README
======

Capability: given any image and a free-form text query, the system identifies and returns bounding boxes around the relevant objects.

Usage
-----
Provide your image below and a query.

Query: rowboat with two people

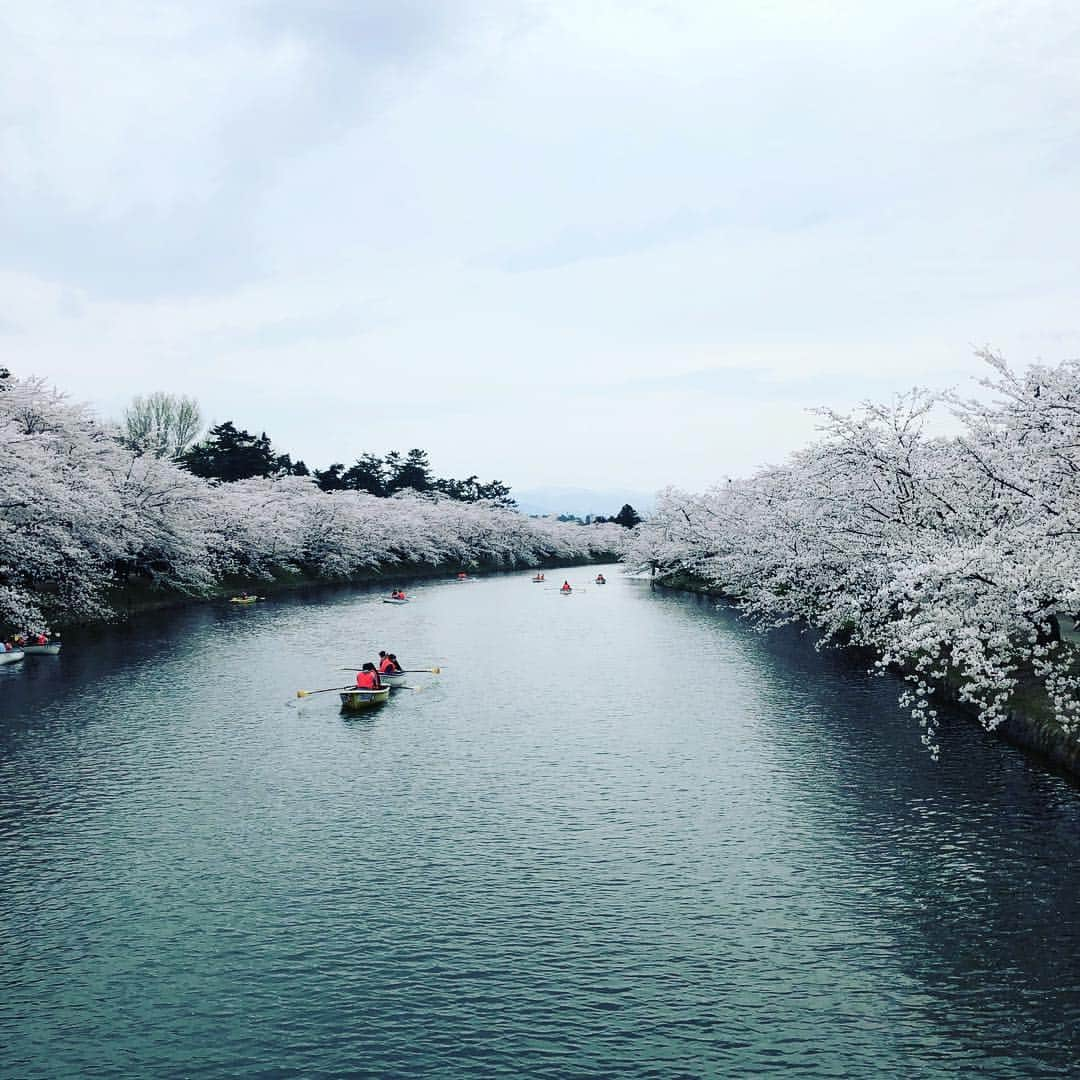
[13,633,61,655]
[532,573,545,582]
[384,590,409,604]
[595,573,606,585]
[377,651,407,689]
[339,657,443,694]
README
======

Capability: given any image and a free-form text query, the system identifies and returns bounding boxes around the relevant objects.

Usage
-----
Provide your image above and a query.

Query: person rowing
[355,662,382,690]
[560,580,572,593]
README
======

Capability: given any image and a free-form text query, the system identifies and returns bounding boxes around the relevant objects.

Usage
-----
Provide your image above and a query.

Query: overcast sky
[3,0,1079,491]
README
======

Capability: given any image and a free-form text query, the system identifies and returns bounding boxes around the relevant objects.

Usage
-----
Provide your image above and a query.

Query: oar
[340,666,442,674]
[296,685,350,698]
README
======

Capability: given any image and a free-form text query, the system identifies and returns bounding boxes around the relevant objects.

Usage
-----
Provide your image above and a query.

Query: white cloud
[3,0,1080,491]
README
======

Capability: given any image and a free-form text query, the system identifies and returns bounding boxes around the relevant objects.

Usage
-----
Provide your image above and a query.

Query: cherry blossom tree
[630,353,1080,755]
[1,374,625,633]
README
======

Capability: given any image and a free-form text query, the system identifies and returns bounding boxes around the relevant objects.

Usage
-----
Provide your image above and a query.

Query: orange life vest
[379,657,394,673]
[356,670,379,689]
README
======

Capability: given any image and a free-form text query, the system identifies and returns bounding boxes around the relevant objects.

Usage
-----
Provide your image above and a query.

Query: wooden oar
[296,685,350,698]
[340,666,442,674]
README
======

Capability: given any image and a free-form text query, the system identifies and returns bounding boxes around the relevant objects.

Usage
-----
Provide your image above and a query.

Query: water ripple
[2,571,1080,1077]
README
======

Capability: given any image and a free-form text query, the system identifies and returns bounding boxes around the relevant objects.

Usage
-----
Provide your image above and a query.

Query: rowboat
[340,686,391,711]
[0,650,25,665]
[378,670,409,689]
[229,595,260,604]
[559,587,572,594]
[595,577,606,585]
[383,597,409,604]
[532,576,545,582]
[20,643,61,655]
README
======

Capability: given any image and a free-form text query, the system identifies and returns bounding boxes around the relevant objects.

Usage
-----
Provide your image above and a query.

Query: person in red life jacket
[35,633,47,646]
[356,663,382,690]
[388,653,403,672]
[378,651,394,674]
[561,581,571,591]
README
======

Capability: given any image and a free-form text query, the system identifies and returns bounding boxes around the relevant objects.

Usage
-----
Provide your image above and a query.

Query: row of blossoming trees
[625,352,1080,757]
[0,376,625,633]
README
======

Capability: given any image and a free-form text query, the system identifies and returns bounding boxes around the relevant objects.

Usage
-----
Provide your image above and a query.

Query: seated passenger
[355,663,382,690]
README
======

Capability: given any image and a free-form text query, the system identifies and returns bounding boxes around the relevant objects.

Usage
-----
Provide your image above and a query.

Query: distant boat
[0,649,25,665]
[383,596,409,604]
[20,642,61,655]
[229,595,261,605]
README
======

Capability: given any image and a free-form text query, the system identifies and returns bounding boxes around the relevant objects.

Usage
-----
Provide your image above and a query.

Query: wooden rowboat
[20,643,61,655]
[0,650,25,665]
[340,686,391,711]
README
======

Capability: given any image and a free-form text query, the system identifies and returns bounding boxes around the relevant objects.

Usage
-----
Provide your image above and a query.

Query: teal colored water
[1,567,1078,1078]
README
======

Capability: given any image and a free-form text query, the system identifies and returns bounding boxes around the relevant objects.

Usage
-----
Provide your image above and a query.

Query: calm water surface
[1,567,1079,1078]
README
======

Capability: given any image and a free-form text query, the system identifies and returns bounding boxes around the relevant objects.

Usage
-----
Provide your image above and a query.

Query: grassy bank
[97,553,618,622]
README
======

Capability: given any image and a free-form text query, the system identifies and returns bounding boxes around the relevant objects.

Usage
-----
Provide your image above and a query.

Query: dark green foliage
[179,418,512,506]
[179,421,295,482]
[613,504,642,528]
[434,475,515,508]
[312,446,514,507]
[343,453,386,495]
[389,448,433,493]
[313,463,347,491]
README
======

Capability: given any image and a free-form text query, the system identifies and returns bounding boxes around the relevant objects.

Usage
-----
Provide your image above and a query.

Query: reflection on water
[2,568,1079,1078]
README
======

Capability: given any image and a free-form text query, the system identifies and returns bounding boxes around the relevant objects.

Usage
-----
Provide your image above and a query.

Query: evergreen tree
[388,448,432,493]
[342,453,386,496]
[180,422,283,482]
[613,503,642,528]
[314,463,347,491]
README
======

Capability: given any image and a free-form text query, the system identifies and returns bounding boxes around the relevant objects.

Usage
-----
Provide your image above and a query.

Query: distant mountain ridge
[513,486,656,519]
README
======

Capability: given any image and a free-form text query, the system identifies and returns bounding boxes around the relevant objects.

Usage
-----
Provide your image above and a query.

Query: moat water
[2,566,1078,1077]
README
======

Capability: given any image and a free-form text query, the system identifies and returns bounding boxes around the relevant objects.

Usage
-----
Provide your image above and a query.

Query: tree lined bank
[0,375,625,632]
[626,352,1080,764]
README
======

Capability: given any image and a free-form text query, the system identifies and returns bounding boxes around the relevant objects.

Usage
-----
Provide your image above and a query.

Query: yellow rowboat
[229,595,261,604]
[340,686,391,712]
